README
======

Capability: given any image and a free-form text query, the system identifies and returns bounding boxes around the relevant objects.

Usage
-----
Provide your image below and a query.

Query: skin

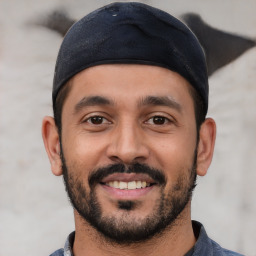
[42,64,216,256]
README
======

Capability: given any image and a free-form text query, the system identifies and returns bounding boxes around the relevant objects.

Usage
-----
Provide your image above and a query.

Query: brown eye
[88,116,105,125]
[146,115,170,125]
[145,116,169,125]
[152,116,167,125]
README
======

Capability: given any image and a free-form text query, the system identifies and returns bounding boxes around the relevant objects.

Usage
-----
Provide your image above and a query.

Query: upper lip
[101,173,156,184]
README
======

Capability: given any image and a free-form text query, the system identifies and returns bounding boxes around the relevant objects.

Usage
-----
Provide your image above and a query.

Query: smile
[100,173,158,198]
[105,181,151,190]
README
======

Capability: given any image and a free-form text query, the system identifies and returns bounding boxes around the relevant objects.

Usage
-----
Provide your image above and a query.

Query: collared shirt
[49,221,244,256]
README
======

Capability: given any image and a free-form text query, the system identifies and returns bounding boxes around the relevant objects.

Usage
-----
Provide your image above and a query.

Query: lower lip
[100,184,155,199]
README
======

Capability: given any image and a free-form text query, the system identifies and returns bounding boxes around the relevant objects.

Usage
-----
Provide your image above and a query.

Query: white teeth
[113,181,119,188]
[136,181,142,189]
[128,181,136,189]
[106,181,151,190]
[119,181,128,189]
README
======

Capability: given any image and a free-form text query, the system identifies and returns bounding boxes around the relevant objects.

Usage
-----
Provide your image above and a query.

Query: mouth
[99,173,158,199]
[102,180,154,190]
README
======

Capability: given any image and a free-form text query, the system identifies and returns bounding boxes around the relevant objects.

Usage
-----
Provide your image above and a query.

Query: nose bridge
[107,117,148,163]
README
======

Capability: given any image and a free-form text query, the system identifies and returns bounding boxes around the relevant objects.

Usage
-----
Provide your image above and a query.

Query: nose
[106,121,150,164]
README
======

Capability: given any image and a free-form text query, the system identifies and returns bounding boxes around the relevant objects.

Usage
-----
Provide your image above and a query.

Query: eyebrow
[74,95,182,114]
[138,96,182,112]
[74,96,114,114]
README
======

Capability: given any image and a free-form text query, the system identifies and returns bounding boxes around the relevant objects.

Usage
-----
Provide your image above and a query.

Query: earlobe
[196,118,216,176]
[42,116,63,176]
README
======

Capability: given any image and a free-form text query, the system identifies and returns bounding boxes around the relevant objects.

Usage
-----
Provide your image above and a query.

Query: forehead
[63,64,194,111]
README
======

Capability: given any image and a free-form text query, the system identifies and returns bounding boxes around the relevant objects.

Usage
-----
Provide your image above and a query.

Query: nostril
[109,155,123,163]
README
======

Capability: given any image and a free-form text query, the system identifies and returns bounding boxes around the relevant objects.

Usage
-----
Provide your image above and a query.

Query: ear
[42,116,63,176]
[196,118,216,176]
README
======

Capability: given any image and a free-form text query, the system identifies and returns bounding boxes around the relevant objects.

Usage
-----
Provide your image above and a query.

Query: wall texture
[0,0,255,255]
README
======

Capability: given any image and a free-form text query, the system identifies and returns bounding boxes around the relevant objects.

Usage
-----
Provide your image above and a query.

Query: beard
[61,147,197,245]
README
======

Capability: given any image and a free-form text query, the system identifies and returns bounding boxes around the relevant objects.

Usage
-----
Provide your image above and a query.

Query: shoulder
[49,248,64,256]
[48,231,75,256]
[192,221,244,256]
[210,239,244,256]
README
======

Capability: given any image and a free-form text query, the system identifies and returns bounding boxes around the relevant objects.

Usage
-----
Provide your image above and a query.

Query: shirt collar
[63,221,208,255]
[64,231,75,256]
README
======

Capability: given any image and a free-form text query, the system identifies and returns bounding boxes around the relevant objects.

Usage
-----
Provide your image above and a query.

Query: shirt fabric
[49,221,244,256]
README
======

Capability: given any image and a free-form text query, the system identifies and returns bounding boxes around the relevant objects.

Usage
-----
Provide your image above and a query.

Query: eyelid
[81,112,112,124]
[86,116,111,124]
[144,112,175,123]
[146,116,171,125]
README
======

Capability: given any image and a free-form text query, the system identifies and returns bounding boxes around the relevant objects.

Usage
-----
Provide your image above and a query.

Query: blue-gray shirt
[49,221,244,256]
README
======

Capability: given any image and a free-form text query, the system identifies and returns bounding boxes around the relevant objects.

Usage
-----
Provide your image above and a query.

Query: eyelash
[145,115,172,125]
[84,115,111,125]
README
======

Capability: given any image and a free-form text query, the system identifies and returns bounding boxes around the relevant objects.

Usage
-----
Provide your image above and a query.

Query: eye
[86,116,110,125]
[147,116,170,125]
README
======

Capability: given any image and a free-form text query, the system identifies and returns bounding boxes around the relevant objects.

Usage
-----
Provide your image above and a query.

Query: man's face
[60,64,198,243]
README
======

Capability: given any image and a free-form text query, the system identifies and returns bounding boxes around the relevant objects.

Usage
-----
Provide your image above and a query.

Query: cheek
[150,132,196,167]
[146,129,197,187]
[62,130,109,172]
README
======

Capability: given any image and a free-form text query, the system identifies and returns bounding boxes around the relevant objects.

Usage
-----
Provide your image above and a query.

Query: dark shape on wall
[38,10,76,36]
[181,13,256,75]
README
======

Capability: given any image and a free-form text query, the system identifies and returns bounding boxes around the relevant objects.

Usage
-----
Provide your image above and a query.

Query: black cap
[53,2,208,115]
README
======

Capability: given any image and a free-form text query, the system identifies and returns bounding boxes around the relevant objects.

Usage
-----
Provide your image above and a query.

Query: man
[42,2,242,256]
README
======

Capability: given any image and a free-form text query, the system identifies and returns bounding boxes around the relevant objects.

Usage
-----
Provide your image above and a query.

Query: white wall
[0,0,255,255]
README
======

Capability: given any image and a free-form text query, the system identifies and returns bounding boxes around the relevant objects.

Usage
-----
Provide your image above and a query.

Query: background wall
[0,0,255,255]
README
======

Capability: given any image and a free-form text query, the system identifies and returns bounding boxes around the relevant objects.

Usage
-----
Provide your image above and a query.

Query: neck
[72,204,196,256]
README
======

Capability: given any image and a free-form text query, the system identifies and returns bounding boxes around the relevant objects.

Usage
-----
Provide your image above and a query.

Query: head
[42,3,216,244]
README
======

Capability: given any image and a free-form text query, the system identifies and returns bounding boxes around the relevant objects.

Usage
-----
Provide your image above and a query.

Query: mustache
[88,163,166,187]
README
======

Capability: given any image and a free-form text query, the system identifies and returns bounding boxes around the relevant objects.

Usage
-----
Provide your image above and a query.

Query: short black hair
[53,80,71,135]
[187,84,206,137]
